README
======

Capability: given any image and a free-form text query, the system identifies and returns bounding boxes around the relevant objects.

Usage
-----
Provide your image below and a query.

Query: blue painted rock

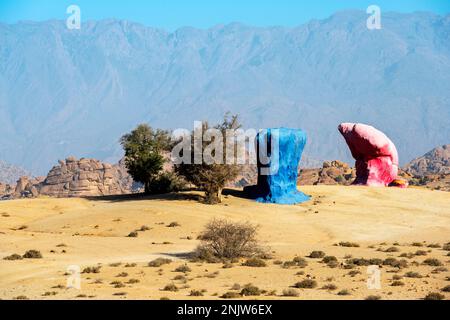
[244,128,310,205]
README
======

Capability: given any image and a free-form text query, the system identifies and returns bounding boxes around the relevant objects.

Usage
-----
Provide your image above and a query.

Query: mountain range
[1,10,449,174]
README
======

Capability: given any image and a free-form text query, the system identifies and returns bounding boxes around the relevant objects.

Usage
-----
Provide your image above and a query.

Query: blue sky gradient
[0,0,449,29]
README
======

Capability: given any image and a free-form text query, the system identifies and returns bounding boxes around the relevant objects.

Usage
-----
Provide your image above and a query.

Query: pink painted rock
[338,123,399,187]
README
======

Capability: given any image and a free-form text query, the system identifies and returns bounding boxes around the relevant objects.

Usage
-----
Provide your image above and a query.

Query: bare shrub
[294,279,317,289]
[242,258,267,267]
[308,251,326,259]
[195,219,263,261]
[148,258,172,267]
[424,292,445,300]
[221,292,241,299]
[240,284,262,296]
[423,258,443,266]
[3,253,23,261]
[162,283,178,292]
[23,250,42,259]
[282,288,299,297]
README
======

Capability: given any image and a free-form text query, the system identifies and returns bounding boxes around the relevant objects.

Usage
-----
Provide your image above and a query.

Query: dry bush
[221,292,242,299]
[338,242,360,248]
[116,272,128,277]
[337,289,351,296]
[3,253,23,261]
[240,284,262,296]
[148,258,172,267]
[365,295,381,300]
[384,247,400,253]
[23,250,42,259]
[189,290,204,297]
[391,280,405,286]
[424,292,445,300]
[404,271,422,278]
[282,288,300,297]
[195,219,263,261]
[162,283,179,292]
[127,231,138,238]
[443,243,450,251]
[423,258,443,266]
[294,279,317,289]
[167,222,180,228]
[321,284,338,290]
[242,258,267,267]
[308,251,326,259]
[174,264,191,273]
[441,285,450,292]
[82,266,101,274]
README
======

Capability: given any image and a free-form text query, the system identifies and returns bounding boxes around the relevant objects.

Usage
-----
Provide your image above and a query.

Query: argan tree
[120,124,171,194]
[175,114,241,204]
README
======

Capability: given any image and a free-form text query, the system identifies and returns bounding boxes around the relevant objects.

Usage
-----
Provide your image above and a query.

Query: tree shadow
[222,188,253,200]
[162,251,196,260]
[83,191,204,203]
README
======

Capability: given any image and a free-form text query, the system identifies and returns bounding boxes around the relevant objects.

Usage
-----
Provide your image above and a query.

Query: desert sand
[0,185,449,300]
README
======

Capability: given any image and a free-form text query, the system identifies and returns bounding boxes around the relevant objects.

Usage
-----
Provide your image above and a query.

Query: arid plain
[0,186,449,300]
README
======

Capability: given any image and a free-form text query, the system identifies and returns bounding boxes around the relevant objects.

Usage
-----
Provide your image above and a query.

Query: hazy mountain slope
[0,160,31,184]
[0,11,449,174]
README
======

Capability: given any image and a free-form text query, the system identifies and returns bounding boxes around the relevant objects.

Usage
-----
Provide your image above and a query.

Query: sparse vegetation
[365,295,381,300]
[174,265,192,273]
[424,292,445,300]
[240,284,262,296]
[3,253,23,260]
[221,292,241,299]
[167,222,180,228]
[282,288,300,297]
[321,284,337,291]
[82,266,101,274]
[404,271,422,278]
[337,289,351,296]
[162,283,179,292]
[441,285,450,292]
[308,251,326,259]
[242,257,267,267]
[338,241,360,248]
[423,258,443,266]
[189,290,204,296]
[148,258,172,267]
[391,280,405,286]
[384,246,400,253]
[127,231,138,238]
[294,279,317,289]
[23,250,42,259]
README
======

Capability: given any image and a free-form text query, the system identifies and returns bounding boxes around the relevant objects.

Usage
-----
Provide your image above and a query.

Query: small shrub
[440,285,450,292]
[411,242,424,247]
[423,258,443,266]
[139,225,150,231]
[282,288,299,297]
[337,289,351,296]
[404,271,422,278]
[443,243,450,251]
[231,283,241,290]
[126,279,140,284]
[148,258,172,267]
[13,295,29,300]
[82,266,101,274]
[308,251,326,259]
[113,292,127,296]
[110,281,125,288]
[3,254,23,261]
[127,231,138,238]
[240,284,262,296]
[195,219,262,260]
[221,292,241,299]
[174,265,191,273]
[242,257,266,267]
[383,258,408,268]
[348,270,361,277]
[365,295,381,300]
[109,262,122,267]
[392,275,403,280]
[427,243,441,248]
[321,284,337,290]
[322,256,338,264]
[424,292,445,300]
[391,281,405,286]
[167,222,180,228]
[125,263,137,268]
[294,279,317,289]
[116,272,128,277]
[384,247,400,253]
[23,250,42,259]
[189,290,204,296]
[162,283,178,292]
[338,242,360,248]
[414,250,427,256]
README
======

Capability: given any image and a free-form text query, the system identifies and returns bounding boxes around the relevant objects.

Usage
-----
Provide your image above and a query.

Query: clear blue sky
[1,0,449,30]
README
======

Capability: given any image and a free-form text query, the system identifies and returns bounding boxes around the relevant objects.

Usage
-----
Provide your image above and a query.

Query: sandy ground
[0,185,449,300]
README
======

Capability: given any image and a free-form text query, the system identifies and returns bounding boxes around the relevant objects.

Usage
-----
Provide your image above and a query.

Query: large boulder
[338,123,402,187]
[244,128,310,204]
[39,157,132,197]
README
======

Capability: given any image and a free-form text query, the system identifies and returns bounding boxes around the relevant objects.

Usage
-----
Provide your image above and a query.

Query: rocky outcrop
[299,160,356,186]
[404,144,450,176]
[37,157,130,197]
